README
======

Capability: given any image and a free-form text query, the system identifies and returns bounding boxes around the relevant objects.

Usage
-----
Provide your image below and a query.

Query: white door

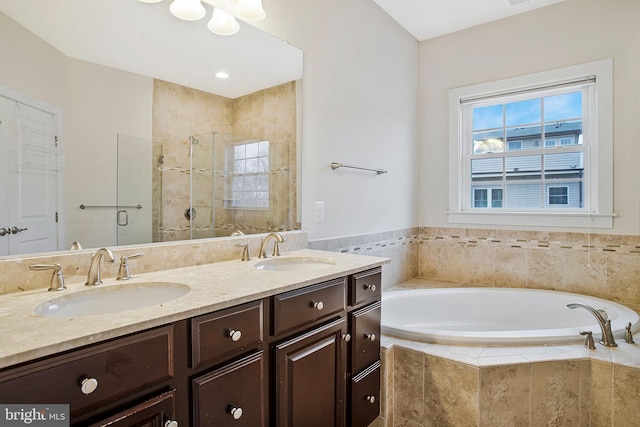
[0,91,61,256]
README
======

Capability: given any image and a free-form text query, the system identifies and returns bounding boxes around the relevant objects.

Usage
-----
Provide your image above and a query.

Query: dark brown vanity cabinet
[348,267,382,427]
[0,266,383,427]
[0,325,178,426]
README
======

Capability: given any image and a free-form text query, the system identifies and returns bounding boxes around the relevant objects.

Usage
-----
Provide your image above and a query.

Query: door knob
[0,228,9,237]
[10,226,27,234]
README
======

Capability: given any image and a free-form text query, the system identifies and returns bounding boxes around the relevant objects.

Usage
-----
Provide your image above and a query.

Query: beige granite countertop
[0,249,388,370]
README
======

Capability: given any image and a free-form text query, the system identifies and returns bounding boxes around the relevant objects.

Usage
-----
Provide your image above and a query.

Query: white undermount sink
[254,256,336,272]
[34,282,191,318]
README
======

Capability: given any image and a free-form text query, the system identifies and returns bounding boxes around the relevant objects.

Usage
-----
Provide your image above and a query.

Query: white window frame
[448,59,614,228]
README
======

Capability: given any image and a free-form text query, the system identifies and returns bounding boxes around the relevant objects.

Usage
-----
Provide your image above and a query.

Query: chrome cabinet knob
[10,226,27,234]
[365,333,376,342]
[80,377,99,395]
[365,395,376,404]
[312,301,324,311]
[228,329,242,342]
[0,228,9,237]
[364,283,376,292]
[342,333,351,342]
[228,405,243,420]
[164,421,178,427]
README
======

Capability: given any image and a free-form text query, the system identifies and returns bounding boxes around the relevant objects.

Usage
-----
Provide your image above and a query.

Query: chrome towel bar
[80,204,142,209]
[330,162,387,175]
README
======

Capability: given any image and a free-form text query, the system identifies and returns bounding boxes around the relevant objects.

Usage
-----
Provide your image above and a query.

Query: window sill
[447,211,615,229]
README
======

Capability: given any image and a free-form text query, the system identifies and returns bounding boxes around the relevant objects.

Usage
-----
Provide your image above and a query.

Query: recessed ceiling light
[216,71,230,79]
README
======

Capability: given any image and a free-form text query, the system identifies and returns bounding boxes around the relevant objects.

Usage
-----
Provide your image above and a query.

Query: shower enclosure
[154,131,290,241]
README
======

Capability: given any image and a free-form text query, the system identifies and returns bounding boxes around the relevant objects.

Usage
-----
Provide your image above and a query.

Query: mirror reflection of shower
[157,131,290,241]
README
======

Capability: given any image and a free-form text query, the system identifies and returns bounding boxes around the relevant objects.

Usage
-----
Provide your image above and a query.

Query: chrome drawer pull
[228,405,243,420]
[365,395,376,404]
[228,329,242,342]
[80,377,99,395]
[364,283,376,292]
[312,301,324,311]
[164,421,178,427]
[365,333,376,342]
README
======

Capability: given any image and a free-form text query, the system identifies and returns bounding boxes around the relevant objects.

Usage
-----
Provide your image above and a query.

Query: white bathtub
[381,287,640,345]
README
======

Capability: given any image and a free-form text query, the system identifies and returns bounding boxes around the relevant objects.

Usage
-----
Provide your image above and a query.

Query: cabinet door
[193,351,265,427]
[274,318,346,427]
[88,389,176,427]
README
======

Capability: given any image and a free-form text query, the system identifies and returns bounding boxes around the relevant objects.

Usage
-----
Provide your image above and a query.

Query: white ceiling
[0,0,303,99]
[371,0,566,41]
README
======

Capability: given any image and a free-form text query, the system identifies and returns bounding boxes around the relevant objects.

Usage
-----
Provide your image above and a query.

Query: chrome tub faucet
[567,302,617,347]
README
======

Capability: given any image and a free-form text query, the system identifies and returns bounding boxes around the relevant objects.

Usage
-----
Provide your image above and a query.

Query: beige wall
[419,0,640,235]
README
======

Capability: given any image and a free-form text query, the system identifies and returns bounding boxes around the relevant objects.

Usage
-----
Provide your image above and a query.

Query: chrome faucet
[85,247,116,286]
[258,232,284,258]
[567,302,617,347]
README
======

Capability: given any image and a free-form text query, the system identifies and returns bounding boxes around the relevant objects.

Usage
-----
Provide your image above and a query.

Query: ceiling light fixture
[138,0,266,36]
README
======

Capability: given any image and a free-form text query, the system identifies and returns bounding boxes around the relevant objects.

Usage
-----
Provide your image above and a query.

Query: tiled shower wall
[152,79,298,241]
[418,227,640,312]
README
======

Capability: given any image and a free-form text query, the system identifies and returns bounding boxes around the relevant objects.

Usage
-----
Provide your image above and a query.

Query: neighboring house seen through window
[448,59,614,228]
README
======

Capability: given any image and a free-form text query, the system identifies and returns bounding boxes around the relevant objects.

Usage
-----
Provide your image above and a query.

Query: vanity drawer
[0,325,174,418]
[349,268,381,307]
[192,351,265,426]
[349,301,381,374]
[191,300,263,369]
[273,277,346,336]
[350,361,381,427]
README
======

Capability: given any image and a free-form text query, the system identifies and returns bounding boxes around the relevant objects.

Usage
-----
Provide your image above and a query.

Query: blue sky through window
[473,90,582,131]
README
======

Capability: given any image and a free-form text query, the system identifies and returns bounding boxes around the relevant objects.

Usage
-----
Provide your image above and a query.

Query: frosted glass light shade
[234,0,266,21]
[207,8,240,35]
[169,0,206,21]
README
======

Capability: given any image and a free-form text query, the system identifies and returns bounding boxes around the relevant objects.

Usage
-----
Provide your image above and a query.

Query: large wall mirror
[0,0,303,257]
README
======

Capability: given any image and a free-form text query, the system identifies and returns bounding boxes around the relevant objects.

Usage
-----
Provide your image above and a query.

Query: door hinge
[54,135,59,147]
[55,212,58,223]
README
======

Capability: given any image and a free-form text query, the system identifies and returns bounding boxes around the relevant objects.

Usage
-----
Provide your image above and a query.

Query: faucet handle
[235,243,251,261]
[272,240,281,257]
[580,331,596,350]
[117,253,144,280]
[623,322,635,344]
[29,263,66,291]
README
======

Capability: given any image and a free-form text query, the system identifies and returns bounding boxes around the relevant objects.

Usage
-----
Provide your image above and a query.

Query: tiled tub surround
[419,227,640,313]
[309,227,419,292]
[374,280,640,427]
[0,244,388,369]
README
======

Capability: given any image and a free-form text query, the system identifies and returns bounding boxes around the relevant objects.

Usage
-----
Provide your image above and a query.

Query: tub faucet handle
[623,322,635,344]
[580,331,596,350]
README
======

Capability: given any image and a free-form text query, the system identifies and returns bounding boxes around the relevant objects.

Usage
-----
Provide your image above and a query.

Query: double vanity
[0,248,386,426]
